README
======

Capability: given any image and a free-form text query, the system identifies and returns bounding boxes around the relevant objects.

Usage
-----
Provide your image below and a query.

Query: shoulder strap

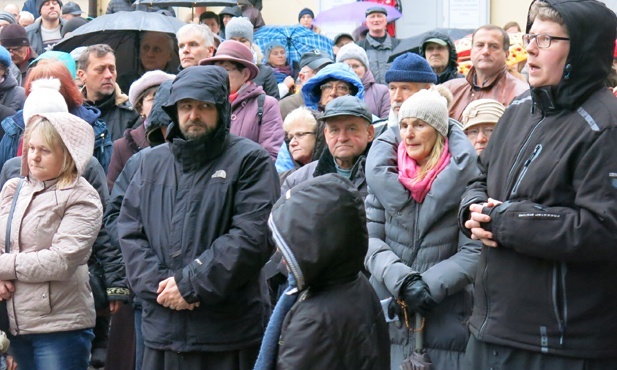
[5,178,25,253]
[257,94,266,126]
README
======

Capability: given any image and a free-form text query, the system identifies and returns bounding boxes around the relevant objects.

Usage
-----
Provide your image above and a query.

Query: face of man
[222,15,232,27]
[464,123,495,155]
[6,45,29,65]
[319,79,352,107]
[202,17,220,34]
[299,14,313,28]
[365,12,387,37]
[424,42,449,75]
[140,32,174,72]
[388,82,430,116]
[298,66,315,86]
[177,98,219,140]
[471,28,508,78]
[40,0,61,23]
[78,52,117,102]
[525,18,570,88]
[324,116,375,169]
[178,30,213,68]
[333,36,353,56]
[61,13,78,20]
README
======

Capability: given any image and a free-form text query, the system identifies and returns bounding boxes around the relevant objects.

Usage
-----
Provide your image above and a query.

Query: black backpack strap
[257,94,266,126]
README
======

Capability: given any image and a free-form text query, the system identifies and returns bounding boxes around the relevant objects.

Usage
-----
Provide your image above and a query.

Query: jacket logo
[610,172,617,189]
[212,170,226,179]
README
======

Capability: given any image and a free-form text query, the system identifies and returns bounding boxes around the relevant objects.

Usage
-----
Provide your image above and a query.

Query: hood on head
[268,174,367,291]
[419,31,459,72]
[21,112,94,179]
[527,0,617,111]
[147,79,173,144]
[162,65,231,140]
[302,62,365,110]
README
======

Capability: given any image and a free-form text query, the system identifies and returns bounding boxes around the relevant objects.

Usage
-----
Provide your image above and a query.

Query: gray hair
[77,44,115,71]
[140,31,175,54]
[283,106,317,133]
[176,24,215,48]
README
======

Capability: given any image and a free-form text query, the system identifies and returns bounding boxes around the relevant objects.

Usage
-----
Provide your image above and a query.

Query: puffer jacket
[270,174,390,370]
[457,0,617,359]
[362,69,390,119]
[230,82,284,161]
[419,31,464,84]
[365,123,481,369]
[356,34,400,85]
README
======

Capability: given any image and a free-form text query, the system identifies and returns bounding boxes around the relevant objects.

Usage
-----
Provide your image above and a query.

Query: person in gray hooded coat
[364,87,480,370]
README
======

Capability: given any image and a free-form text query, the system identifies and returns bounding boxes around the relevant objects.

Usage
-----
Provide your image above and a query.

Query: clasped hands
[156,277,199,311]
[464,198,502,248]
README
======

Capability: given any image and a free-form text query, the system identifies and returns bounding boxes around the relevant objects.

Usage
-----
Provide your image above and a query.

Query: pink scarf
[397,139,451,203]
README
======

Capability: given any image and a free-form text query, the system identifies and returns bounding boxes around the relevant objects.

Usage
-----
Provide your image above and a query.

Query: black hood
[268,174,367,292]
[527,0,617,112]
[419,31,459,73]
[146,79,173,145]
[162,65,231,141]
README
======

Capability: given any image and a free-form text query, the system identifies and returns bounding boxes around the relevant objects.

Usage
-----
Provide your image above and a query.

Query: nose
[525,37,538,55]
[476,131,488,143]
[188,107,200,121]
[402,127,415,140]
[392,88,403,102]
[102,67,113,79]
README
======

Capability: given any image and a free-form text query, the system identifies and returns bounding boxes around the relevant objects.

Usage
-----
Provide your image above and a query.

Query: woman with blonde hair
[364,87,480,369]
[0,112,102,369]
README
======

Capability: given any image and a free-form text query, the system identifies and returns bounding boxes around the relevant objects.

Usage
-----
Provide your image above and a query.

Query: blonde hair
[283,106,317,133]
[24,117,77,189]
[529,1,565,26]
[416,129,446,182]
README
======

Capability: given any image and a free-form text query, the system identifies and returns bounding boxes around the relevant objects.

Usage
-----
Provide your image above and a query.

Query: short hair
[472,25,510,52]
[503,21,521,32]
[140,31,175,54]
[77,44,115,71]
[528,1,565,27]
[24,117,77,189]
[199,11,219,26]
[19,10,34,22]
[283,106,317,133]
[134,85,158,115]
[25,59,83,110]
[176,24,214,48]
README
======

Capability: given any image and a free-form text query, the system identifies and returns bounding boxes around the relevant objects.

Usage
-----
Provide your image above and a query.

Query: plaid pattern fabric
[254,25,334,66]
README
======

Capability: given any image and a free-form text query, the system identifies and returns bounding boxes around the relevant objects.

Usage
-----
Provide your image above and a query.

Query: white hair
[176,24,215,48]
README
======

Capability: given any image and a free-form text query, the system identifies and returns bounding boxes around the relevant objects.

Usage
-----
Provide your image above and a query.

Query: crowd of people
[0,0,614,369]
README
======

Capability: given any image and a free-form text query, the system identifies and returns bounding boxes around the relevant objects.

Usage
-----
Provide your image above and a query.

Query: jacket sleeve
[0,185,103,282]
[258,97,285,161]
[257,65,280,100]
[484,129,617,263]
[173,149,280,305]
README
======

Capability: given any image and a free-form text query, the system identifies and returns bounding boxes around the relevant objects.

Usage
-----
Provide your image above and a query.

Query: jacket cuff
[458,194,488,238]
[174,266,199,304]
[107,287,130,303]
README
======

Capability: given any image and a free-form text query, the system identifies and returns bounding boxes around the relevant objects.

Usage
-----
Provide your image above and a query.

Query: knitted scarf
[397,139,451,203]
[270,64,292,84]
[253,274,299,370]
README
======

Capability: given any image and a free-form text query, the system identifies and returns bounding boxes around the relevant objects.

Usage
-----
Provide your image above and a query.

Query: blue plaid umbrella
[254,25,334,66]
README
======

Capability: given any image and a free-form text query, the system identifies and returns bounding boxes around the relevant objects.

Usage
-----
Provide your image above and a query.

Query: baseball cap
[321,95,372,124]
[423,38,448,47]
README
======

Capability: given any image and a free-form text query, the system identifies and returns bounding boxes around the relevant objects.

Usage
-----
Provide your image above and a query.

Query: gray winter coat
[364,123,481,370]
[25,18,66,55]
[356,34,400,85]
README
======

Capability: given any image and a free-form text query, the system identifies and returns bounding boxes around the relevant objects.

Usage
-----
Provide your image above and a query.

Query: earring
[564,64,572,80]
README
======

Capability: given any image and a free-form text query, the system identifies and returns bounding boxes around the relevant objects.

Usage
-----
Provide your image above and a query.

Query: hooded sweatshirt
[419,31,464,84]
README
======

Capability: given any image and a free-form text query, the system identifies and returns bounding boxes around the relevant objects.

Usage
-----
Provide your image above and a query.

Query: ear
[207,45,215,58]
[241,67,251,82]
[77,69,86,84]
[367,123,375,142]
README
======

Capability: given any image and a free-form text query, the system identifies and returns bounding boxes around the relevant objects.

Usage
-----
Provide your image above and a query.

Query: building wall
[491,0,529,32]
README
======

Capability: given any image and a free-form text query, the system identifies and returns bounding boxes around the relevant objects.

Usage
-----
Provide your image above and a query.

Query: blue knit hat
[385,52,437,84]
[264,40,285,59]
[0,46,11,68]
[298,8,314,22]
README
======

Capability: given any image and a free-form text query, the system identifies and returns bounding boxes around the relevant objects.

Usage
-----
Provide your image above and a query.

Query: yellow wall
[491,0,529,31]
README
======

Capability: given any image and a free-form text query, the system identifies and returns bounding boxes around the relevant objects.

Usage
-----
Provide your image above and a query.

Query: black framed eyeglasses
[522,33,570,49]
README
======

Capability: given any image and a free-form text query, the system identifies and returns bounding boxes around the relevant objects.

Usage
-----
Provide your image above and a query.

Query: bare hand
[5,355,17,370]
[156,277,199,311]
[465,202,498,248]
[284,76,294,89]
[109,300,123,315]
[0,281,15,300]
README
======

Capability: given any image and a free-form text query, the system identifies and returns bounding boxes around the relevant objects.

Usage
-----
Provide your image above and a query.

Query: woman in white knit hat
[364,87,481,369]
[0,111,102,369]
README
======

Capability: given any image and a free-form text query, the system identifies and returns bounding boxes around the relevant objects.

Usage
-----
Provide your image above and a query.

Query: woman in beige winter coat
[0,112,103,370]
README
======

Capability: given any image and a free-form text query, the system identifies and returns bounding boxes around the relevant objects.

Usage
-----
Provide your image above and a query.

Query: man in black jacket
[117,65,279,370]
[459,0,617,368]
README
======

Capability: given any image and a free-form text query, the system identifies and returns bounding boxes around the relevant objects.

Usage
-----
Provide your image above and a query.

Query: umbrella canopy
[134,0,237,7]
[313,2,401,25]
[254,25,334,67]
[388,28,475,62]
[54,11,184,79]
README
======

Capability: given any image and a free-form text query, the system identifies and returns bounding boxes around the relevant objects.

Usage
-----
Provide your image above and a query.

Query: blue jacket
[301,62,364,110]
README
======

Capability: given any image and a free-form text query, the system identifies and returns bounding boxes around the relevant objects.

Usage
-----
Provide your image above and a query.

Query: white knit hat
[398,89,449,137]
[128,70,176,108]
[336,42,369,69]
[22,78,68,125]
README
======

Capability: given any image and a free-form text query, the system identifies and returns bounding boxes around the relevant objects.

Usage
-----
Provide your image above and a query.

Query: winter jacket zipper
[505,118,545,193]
[551,262,568,347]
[477,247,490,340]
[511,144,543,196]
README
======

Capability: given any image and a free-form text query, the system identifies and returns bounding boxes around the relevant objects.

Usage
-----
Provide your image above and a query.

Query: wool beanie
[36,0,63,13]
[0,46,11,68]
[22,78,68,125]
[298,8,314,21]
[0,11,15,25]
[398,89,449,137]
[0,24,29,48]
[385,52,437,84]
[336,42,369,69]
[264,40,285,59]
[129,70,176,107]
[225,16,253,43]
[461,98,505,131]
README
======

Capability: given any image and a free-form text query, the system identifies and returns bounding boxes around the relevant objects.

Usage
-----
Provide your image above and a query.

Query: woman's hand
[0,281,14,300]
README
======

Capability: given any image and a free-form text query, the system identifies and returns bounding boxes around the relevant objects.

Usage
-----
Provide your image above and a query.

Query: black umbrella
[400,314,432,370]
[388,28,475,62]
[134,0,237,7]
[54,11,185,77]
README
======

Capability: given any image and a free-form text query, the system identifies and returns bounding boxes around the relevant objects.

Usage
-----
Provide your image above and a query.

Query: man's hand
[5,355,17,370]
[109,300,123,315]
[156,277,199,311]
[0,281,15,301]
[464,198,503,248]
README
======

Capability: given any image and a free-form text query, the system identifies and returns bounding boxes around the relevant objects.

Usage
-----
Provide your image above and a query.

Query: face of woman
[27,129,65,182]
[399,117,438,166]
[287,121,316,165]
[268,46,286,67]
[214,60,249,93]
[525,18,570,88]
[343,58,367,79]
[140,91,156,118]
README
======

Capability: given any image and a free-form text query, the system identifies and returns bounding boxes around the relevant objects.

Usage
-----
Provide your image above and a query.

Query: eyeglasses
[285,131,315,143]
[320,83,350,95]
[522,33,570,49]
[465,127,494,139]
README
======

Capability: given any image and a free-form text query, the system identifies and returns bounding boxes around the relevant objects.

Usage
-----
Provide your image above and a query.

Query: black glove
[400,274,437,316]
